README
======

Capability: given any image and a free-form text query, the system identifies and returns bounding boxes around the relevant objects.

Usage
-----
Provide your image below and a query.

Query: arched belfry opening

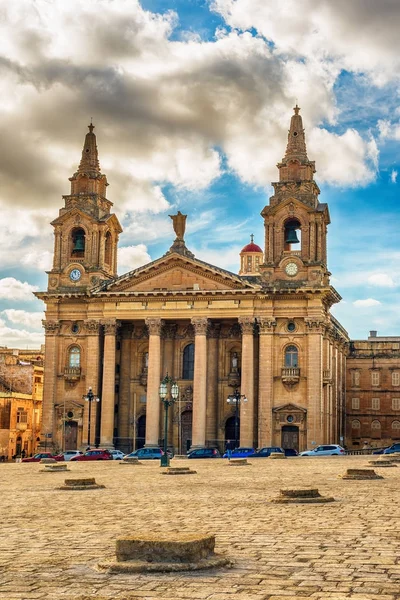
[104,231,112,266]
[71,227,85,257]
[284,218,301,251]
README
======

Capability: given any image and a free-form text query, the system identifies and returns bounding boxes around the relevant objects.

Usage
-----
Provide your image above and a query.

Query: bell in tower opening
[72,227,85,255]
[284,220,300,247]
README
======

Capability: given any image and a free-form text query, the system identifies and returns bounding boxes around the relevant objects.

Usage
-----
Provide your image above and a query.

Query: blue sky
[0,0,399,347]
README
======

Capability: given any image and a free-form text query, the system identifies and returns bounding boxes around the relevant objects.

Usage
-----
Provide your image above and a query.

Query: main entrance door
[281,425,299,451]
[65,421,78,450]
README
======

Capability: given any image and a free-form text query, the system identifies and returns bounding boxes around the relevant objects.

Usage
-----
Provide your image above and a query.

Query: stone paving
[1,455,400,600]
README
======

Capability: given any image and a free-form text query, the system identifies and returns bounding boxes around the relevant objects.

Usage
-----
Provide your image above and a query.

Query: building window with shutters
[351,398,360,410]
[16,408,28,424]
[392,372,400,387]
[392,398,400,410]
[391,420,400,435]
[351,420,361,437]
[284,345,298,368]
[371,420,381,437]
[351,371,360,387]
[371,398,380,410]
[371,371,380,387]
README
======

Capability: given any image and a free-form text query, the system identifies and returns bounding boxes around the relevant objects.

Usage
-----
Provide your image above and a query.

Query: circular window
[67,411,74,419]
[287,415,294,423]
[287,322,296,332]
[71,323,80,334]
[293,131,298,137]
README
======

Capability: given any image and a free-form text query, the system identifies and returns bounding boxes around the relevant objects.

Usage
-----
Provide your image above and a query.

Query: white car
[110,449,126,460]
[57,450,83,461]
[300,444,345,456]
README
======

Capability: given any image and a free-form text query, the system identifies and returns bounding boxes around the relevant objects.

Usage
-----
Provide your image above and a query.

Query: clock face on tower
[285,262,298,277]
[69,268,82,282]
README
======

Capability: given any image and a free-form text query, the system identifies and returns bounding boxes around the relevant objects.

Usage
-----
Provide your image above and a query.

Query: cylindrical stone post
[100,320,118,448]
[145,318,163,447]
[83,320,101,446]
[41,320,61,448]
[258,318,276,448]
[191,317,208,448]
[239,317,255,448]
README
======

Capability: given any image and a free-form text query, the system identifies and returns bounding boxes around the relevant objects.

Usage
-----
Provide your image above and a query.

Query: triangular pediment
[51,208,122,232]
[272,403,307,414]
[93,252,260,295]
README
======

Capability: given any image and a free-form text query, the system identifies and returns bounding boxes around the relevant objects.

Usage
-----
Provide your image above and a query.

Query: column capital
[191,317,208,335]
[103,319,120,336]
[145,317,164,336]
[238,317,255,335]
[42,319,61,335]
[83,320,101,335]
[257,317,277,334]
[305,319,326,333]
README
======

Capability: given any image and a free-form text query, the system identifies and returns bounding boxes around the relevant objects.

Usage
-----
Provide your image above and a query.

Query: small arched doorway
[281,425,299,452]
[181,411,192,453]
[65,421,78,450]
[225,415,240,450]
[137,415,146,449]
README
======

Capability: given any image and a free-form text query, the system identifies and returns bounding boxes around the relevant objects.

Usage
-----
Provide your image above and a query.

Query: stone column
[41,320,61,447]
[118,324,133,452]
[258,318,276,447]
[162,324,177,445]
[83,320,101,446]
[100,320,118,448]
[145,318,163,447]
[238,317,255,447]
[52,227,62,269]
[306,319,324,447]
[206,323,220,445]
[191,317,208,448]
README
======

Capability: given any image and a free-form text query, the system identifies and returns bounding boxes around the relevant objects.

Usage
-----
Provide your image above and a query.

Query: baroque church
[37,107,350,454]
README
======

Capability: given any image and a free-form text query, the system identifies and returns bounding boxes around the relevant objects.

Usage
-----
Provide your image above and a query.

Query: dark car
[251,447,284,458]
[284,448,298,457]
[187,448,221,459]
[125,448,164,460]
[222,447,255,458]
[70,449,113,461]
[21,452,58,463]
[383,443,400,454]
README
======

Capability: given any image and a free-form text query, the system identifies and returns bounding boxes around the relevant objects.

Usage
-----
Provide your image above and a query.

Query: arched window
[371,420,381,438]
[391,420,400,430]
[371,420,381,429]
[284,218,301,251]
[71,227,85,257]
[351,419,361,429]
[285,345,298,368]
[182,343,194,380]
[104,231,112,266]
[68,346,81,368]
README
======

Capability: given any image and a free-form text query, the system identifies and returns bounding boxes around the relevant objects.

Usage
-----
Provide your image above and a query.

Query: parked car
[251,447,284,458]
[110,449,126,460]
[187,448,221,459]
[21,452,58,463]
[300,444,345,456]
[223,447,255,458]
[70,449,113,461]
[54,450,83,461]
[124,448,164,460]
[372,448,387,454]
[284,448,298,457]
[383,443,400,454]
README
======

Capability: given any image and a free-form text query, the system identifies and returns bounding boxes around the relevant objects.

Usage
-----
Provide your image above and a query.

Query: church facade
[36,108,350,454]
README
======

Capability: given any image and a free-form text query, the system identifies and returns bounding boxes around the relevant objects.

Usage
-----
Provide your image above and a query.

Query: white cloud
[118,244,152,275]
[378,119,400,140]
[0,278,38,301]
[0,317,44,348]
[1,309,44,329]
[367,274,395,288]
[353,298,381,307]
[391,169,398,184]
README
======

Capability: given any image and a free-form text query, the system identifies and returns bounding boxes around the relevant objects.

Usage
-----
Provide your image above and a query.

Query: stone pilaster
[190,317,208,448]
[118,324,133,452]
[258,318,276,447]
[41,320,61,446]
[52,227,62,269]
[83,320,101,446]
[238,317,255,447]
[100,320,118,448]
[145,318,163,447]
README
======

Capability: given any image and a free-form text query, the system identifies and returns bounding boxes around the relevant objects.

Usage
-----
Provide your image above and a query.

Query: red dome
[241,242,262,253]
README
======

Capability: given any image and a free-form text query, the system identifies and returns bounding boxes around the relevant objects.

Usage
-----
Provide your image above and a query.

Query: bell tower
[47,123,122,291]
[261,105,330,287]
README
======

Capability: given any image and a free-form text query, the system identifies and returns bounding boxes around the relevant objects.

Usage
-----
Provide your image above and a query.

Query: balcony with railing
[281,367,300,386]
[64,367,81,381]
[323,369,332,384]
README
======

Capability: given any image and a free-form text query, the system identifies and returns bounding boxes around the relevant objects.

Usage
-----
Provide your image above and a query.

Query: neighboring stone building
[36,107,349,454]
[346,331,400,449]
[0,347,44,459]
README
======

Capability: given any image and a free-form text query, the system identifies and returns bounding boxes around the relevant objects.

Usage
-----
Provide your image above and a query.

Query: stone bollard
[172,455,188,460]
[385,455,400,463]
[367,459,397,467]
[57,477,105,490]
[269,452,286,459]
[271,488,335,504]
[40,463,70,473]
[340,468,383,480]
[98,533,231,572]
[228,458,249,466]
[40,458,57,464]
[162,467,197,475]
[120,457,142,465]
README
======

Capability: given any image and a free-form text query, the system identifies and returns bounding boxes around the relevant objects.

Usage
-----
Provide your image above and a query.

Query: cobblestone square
[1,455,399,600]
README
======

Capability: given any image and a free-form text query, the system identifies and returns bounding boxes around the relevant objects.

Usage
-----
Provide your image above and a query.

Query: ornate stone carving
[238,317,255,335]
[121,324,134,339]
[83,320,101,335]
[145,318,164,336]
[220,323,241,339]
[257,318,277,334]
[42,320,61,335]
[207,322,221,339]
[162,323,177,339]
[103,320,120,336]
[133,326,149,340]
[305,319,326,333]
[175,324,194,339]
[191,317,208,336]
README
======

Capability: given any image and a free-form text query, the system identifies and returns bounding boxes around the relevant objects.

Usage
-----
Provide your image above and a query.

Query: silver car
[300,444,345,456]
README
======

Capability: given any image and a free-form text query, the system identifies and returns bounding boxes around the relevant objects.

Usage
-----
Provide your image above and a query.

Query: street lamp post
[159,374,179,467]
[82,387,100,448]
[226,389,247,449]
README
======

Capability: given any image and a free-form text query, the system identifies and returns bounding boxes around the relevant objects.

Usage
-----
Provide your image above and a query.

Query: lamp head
[171,383,179,399]
[159,381,168,399]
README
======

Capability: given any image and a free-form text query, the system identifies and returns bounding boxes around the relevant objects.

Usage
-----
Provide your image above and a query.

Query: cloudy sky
[0,0,399,347]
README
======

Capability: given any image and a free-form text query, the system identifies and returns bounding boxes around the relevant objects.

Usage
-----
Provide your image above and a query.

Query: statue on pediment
[169,211,187,241]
